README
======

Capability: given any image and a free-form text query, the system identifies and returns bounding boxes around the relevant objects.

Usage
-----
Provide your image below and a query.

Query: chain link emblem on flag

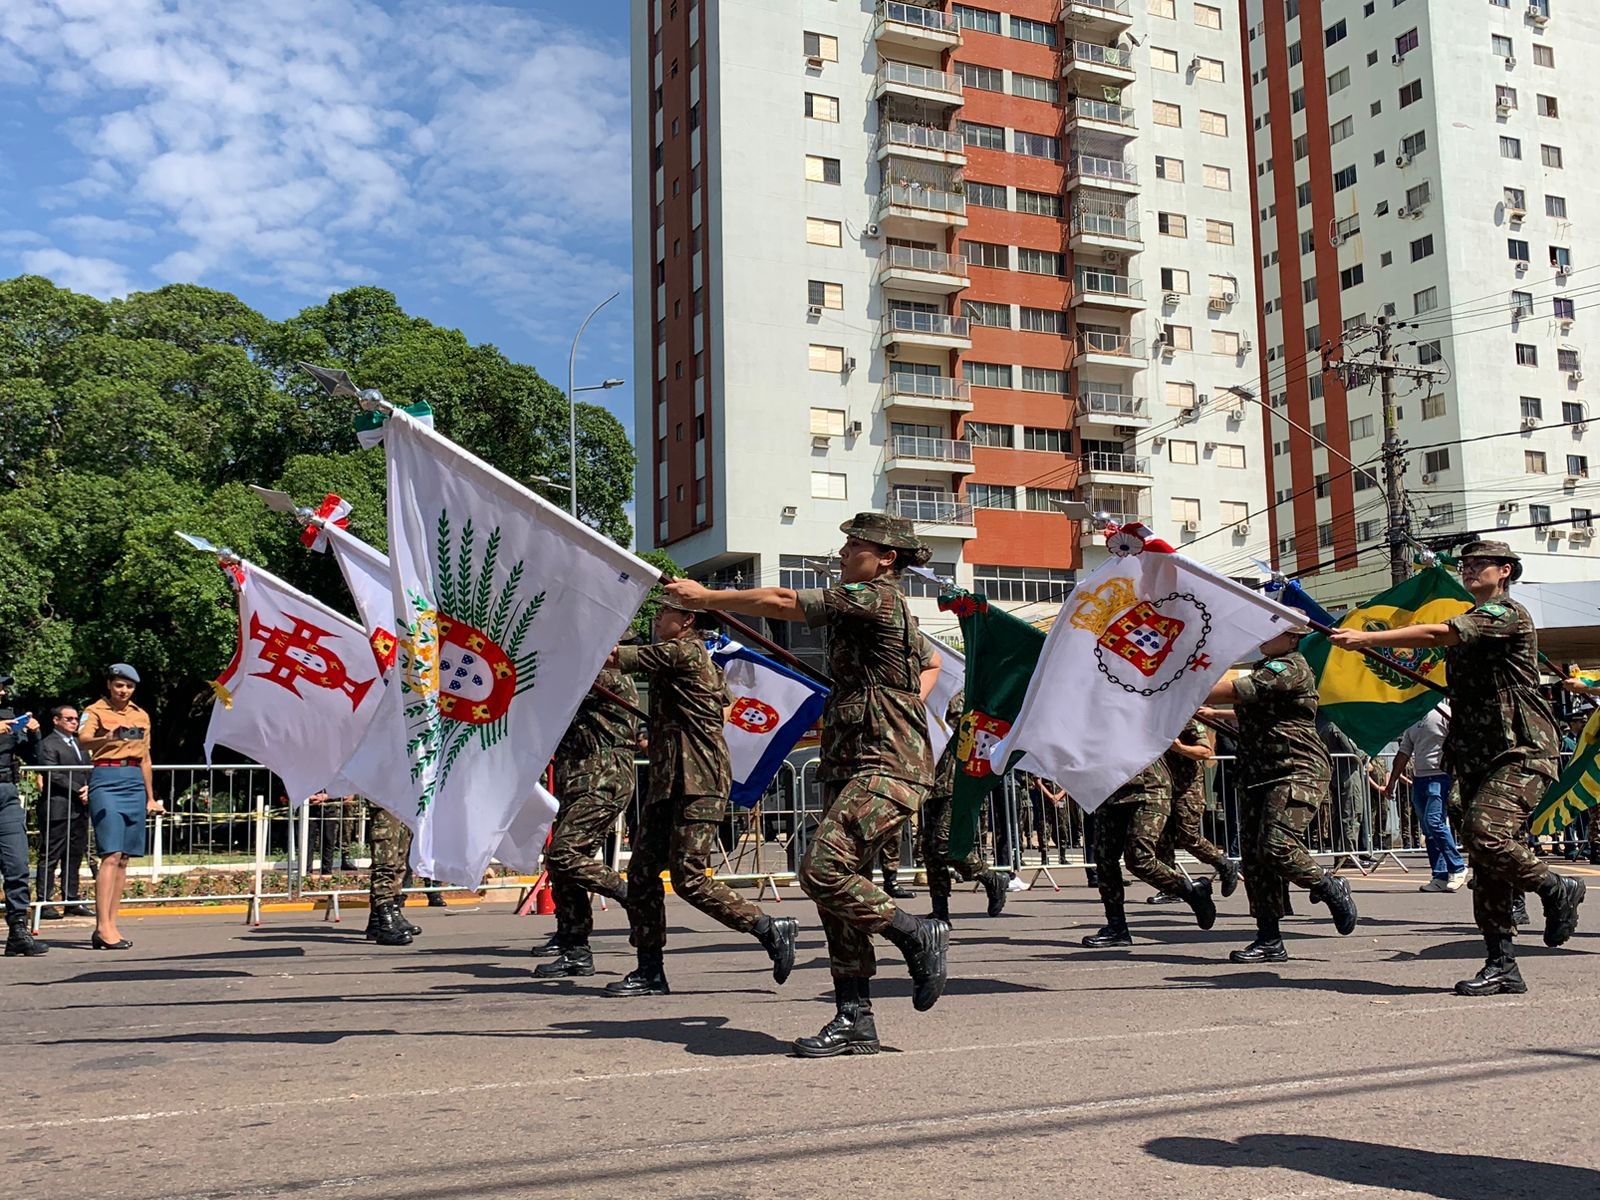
[1070,578,1212,696]
[728,696,781,735]
[249,612,375,710]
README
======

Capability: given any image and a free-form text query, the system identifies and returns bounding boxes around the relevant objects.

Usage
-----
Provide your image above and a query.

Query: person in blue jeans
[1384,704,1465,891]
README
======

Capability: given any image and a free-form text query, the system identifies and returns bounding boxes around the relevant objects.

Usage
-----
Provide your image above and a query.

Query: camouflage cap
[839,510,922,551]
[1458,539,1519,563]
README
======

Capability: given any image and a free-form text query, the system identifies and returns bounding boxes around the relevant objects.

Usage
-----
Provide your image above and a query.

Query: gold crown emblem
[1069,577,1138,637]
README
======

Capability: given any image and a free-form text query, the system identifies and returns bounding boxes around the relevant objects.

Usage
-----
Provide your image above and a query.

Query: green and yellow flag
[1298,566,1473,754]
[1531,670,1600,836]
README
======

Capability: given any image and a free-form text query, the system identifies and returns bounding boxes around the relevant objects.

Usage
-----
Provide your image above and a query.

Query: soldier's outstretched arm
[661,578,805,622]
[1331,623,1457,652]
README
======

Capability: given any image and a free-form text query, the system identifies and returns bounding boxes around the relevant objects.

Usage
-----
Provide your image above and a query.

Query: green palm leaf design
[434,513,455,615]
[455,518,476,617]
[473,528,500,627]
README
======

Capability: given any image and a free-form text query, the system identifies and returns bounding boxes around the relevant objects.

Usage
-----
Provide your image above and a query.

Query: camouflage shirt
[553,668,640,794]
[1444,595,1559,781]
[1163,718,1212,805]
[1105,756,1172,808]
[799,578,935,785]
[613,637,732,799]
[1231,652,1331,789]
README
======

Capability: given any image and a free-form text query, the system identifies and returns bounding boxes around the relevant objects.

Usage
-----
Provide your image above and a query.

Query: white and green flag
[340,412,658,886]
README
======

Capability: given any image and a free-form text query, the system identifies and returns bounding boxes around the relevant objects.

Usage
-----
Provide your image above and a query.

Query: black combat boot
[1455,932,1527,996]
[424,880,448,908]
[1280,880,1295,917]
[1216,857,1241,898]
[604,951,671,997]
[368,903,421,940]
[5,920,48,957]
[1146,891,1181,904]
[880,868,914,900]
[1085,866,1099,889]
[1180,877,1217,931]
[981,870,1008,917]
[533,943,595,978]
[529,932,568,958]
[1510,891,1529,926]
[1537,873,1586,947]
[929,892,951,923]
[369,903,414,947]
[1083,897,1133,947]
[1230,910,1286,963]
[1310,870,1358,935]
[754,915,799,985]
[793,976,880,1057]
[882,908,949,1011]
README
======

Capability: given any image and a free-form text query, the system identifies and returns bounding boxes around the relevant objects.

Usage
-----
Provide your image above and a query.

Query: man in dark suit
[34,704,91,919]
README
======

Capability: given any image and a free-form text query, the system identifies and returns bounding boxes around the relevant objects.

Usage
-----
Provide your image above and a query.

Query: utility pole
[1376,315,1408,586]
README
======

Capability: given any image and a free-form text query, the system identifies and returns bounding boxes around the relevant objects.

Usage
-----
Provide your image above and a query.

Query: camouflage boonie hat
[839,511,921,551]
[1458,539,1519,563]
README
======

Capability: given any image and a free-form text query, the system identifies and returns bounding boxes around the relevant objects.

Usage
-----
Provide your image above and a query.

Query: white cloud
[18,246,132,296]
[51,214,151,243]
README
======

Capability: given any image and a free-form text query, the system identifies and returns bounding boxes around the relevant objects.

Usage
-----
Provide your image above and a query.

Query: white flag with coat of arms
[710,638,829,806]
[993,549,1304,812]
[338,413,659,886]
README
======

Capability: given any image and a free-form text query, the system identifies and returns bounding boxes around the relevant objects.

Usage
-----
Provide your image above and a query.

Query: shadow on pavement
[540,1015,791,1057]
[1161,971,1440,997]
[1142,1133,1600,1200]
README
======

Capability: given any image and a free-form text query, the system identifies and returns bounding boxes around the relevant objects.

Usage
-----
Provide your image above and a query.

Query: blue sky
[0,0,637,432]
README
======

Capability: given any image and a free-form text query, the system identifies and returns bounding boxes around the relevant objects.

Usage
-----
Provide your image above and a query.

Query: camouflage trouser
[872,835,902,876]
[369,807,412,906]
[919,786,995,900]
[1239,779,1327,922]
[546,778,632,944]
[626,792,764,955]
[1095,794,1186,913]
[801,776,927,978]
[1461,760,1555,937]
[1160,784,1230,870]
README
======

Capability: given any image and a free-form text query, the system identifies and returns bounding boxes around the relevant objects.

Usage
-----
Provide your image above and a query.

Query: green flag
[1298,566,1472,754]
[1531,699,1600,836]
[937,591,1046,858]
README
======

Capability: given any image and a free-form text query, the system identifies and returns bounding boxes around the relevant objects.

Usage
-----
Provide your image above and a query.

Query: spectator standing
[79,664,163,951]
[0,672,47,956]
[1385,704,1465,892]
[34,704,91,918]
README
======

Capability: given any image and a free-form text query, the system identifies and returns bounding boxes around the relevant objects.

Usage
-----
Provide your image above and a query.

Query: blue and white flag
[710,638,829,807]
[1264,578,1336,628]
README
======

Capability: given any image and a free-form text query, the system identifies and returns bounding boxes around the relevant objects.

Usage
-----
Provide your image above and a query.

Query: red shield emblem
[728,696,781,735]
[1099,601,1186,677]
[956,712,1012,778]
[249,612,374,711]
[434,615,517,725]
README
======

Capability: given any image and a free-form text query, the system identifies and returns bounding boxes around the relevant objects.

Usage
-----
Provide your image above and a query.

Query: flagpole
[1302,617,1448,694]
[592,682,649,722]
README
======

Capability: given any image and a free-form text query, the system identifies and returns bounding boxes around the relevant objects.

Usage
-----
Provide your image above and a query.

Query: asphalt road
[5,867,1598,1200]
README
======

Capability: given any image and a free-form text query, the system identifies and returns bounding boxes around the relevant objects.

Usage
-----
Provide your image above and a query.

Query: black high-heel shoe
[91,932,133,950]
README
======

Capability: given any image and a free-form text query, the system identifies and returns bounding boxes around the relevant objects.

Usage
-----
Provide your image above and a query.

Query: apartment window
[1335,213,1362,241]
[1563,401,1585,425]
[1016,189,1061,217]
[1538,94,1559,119]
[1551,246,1572,269]
[1492,34,1514,57]
[1013,131,1060,160]
[1023,427,1070,453]
[1011,73,1058,103]
[1530,504,1552,526]
[1156,156,1185,182]
[1212,443,1246,469]
[965,421,1014,447]
[962,239,1009,269]
[1426,504,1456,527]
[1297,181,1314,207]
[971,565,1072,603]
[1152,47,1180,73]
[1522,396,1544,419]
[1019,307,1065,334]
[1516,343,1538,366]
[1212,330,1241,356]
[1163,325,1193,351]
[1410,235,1434,262]
[963,361,1012,388]
[1396,27,1419,55]
[1017,248,1063,275]
[1559,348,1582,372]
[953,4,1001,34]
[1203,164,1232,191]
[969,483,1017,510]
[805,155,841,184]
[804,93,839,122]
[1422,394,1446,420]
[1303,278,1319,303]
[1153,101,1183,128]
[1150,0,1175,16]
[1354,468,1379,492]
[811,471,848,500]
[1569,456,1590,479]
[809,407,847,437]
[1424,449,1451,474]
[1401,130,1427,158]
[966,181,1007,209]
[1328,67,1351,95]
[1329,117,1355,147]
[1325,19,1347,46]
[808,344,845,372]
[1291,88,1307,114]
[1171,498,1202,527]
[1338,265,1363,290]
[802,31,838,61]
[1008,15,1056,46]
[955,62,1003,92]
[1288,41,1303,67]
[1399,80,1423,108]
[1161,267,1191,293]
[1414,286,1438,314]
[1169,440,1198,465]
[808,280,843,309]
[1534,45,1554,68]
[1293,133,1310,162]
[1406,181,1431,209]
[1500,136,1522,160]
[963,300,1011,328]
[1505,186,1527,212]
[1541,144,1564,169]
[1527,451,1549,474]
[1418,341,1442,365]
[1020,367,1068,393]
[1508,238,1531,262]
[1547,195,1568,219]
[1194,56,1224,82]
[960,121,1005,150]
[806,217,842,246]
[1159,212,1188,237]
[1199,110,1228,137]
[1350,415,1374,440]
[1555,297,1576,321]
[1333,164,1358,191]
[1167,381,1196,408]
[1026,487,1074,513]
[1205,219,1234,246]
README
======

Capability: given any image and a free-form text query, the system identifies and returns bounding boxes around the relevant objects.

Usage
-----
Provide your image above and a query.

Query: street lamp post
[568,292,621,518]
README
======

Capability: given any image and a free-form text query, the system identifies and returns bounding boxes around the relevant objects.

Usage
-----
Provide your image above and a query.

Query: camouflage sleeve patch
[1265,660,1290,674]
[1447,603,1519,645]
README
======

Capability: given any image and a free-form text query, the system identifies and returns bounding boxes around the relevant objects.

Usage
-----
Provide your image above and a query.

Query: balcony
[1077,389,1150,425]
[880,308,972,351]
[1070,208,1142,253]
[1078,493,1152,547]
[875,1,962,51]
[1060,0,1133,36]
[1062,40,1137,87]
[1074,330,1146,369]
[875,60,964,108]
[878,245,969,295]
[876,184,969,234]
[877,120,966,167]
[1066,154,1138,195]
[886,492,978,539]
[881,373,974,415]
[1072,267,1144,311]
[1079,450,1152,481]
[885,434,977,473]
[1065,96,1137,138]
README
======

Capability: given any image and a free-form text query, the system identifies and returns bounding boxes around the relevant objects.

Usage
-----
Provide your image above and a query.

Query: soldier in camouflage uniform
[1159,716,1240,897]
[919,691,1008,924]
[367,805,421,947]
[1332,541,1585,994]
[1082,753,1217,947]
[1203,621,1359,963]
[531,668,641,977]
[664,512,949,1057]
[603,598,797,997]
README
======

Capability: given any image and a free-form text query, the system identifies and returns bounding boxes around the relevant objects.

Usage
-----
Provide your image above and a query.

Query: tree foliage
[0,276,639,755]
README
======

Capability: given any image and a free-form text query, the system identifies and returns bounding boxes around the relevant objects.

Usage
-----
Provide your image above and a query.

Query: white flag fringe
[993,551,1303,812]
